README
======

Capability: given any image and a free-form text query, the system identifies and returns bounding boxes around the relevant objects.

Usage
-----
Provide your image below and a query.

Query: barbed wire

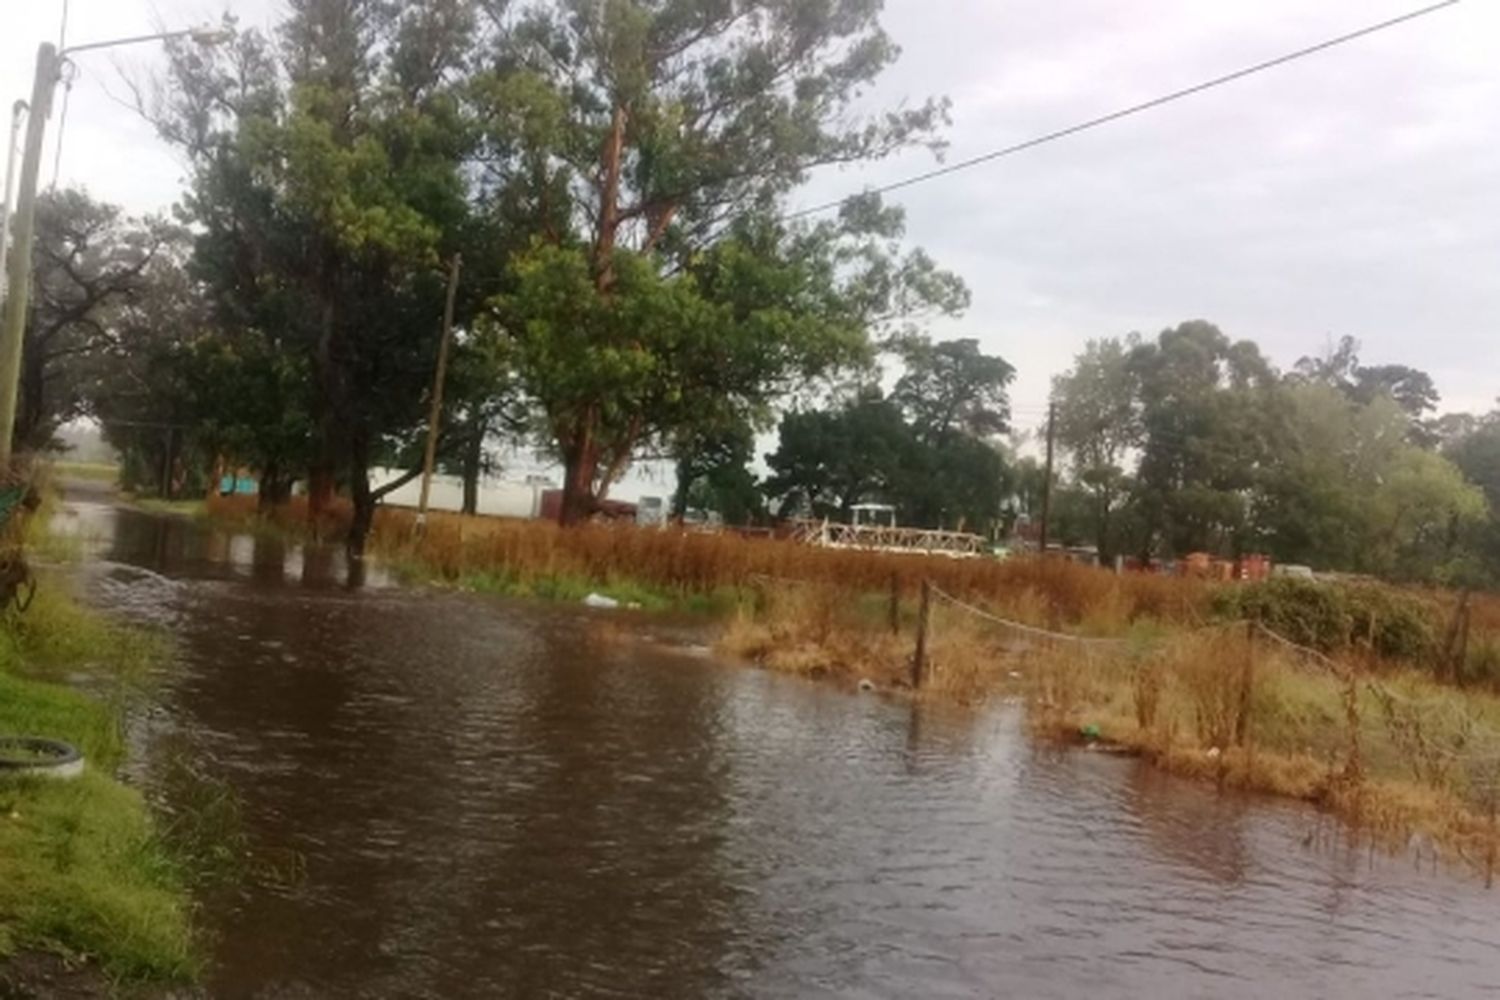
[929,583,1131,648]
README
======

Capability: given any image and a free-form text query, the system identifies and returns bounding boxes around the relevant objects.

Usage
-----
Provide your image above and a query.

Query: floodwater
[56,496,1500,998]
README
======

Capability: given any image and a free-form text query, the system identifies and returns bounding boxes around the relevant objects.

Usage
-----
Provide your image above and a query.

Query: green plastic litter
[1080,723,1102,741]
[0,486,26,527]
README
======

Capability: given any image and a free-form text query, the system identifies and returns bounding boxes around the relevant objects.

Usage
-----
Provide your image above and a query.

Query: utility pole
[416,253,462,523]
[1038,400,1056,555]
[1,100,29,302]
[0,45,60,470]
[0,28,227,472]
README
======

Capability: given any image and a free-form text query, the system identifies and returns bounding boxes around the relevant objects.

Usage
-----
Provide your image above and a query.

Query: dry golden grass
[726,582,1500,874]
[208,493,1212,627]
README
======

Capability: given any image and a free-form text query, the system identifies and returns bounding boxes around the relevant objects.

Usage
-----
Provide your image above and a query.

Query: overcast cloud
[4,0,1497,451]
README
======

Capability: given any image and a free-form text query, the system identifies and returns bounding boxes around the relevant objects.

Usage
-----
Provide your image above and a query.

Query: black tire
[0,737,84,778]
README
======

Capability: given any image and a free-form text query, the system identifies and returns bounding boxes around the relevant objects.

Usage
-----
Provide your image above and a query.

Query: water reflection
[57,499,389,590]
[66,499,1500,999]
[1121,764,1252,885]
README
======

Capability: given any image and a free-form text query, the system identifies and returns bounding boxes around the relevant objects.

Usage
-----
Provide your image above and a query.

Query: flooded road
[60,498,1500,998]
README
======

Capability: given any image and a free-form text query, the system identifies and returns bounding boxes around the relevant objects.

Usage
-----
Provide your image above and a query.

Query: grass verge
[0,579,196,985]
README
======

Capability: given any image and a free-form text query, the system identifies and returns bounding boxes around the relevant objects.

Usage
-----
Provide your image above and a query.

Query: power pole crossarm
[0,44,60,469]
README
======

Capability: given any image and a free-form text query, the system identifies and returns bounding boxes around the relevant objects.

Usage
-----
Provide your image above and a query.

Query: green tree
[1293,334,1439,441]
[892,337,1013,444]
[17,190,181,454]
[158,1,480,552]
[670,418,761,523]
[764,391,912,519]
[1052,335,1140,562]
[1445,411,1500,581]
[1128,321,1277,558]
[473,0,952,523]
[1259,385,1483,580]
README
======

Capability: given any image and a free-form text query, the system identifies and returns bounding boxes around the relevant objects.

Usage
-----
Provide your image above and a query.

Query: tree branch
[370,463,428,502]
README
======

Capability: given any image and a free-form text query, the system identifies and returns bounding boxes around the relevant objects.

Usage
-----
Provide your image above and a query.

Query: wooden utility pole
[0,45,59,470]
[416,254,462,524]
[1038,400,1056,555]
[1,100,28,303]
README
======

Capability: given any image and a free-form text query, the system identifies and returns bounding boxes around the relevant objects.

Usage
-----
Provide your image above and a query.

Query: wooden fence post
[1342,669,1364,784]
[913,579,932,689]
[888,572,901,635]
[1487,784,1497,890]
[1236,620,1256,747]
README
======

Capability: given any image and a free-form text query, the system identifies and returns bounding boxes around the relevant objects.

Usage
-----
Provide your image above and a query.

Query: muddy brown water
[51,497,1500,998]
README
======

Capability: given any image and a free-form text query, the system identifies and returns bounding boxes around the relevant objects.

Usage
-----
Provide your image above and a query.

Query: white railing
[792,518,985,558]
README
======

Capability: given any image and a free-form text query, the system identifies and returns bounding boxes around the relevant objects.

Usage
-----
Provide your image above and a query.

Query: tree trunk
[671,466,692,520]
[347,444,375,561]
[309,278,339,528]
[257,461,293,514]
[257,461,279,515]
[559,436,600,526]
[461,423,483,517]
[594,106,627,290]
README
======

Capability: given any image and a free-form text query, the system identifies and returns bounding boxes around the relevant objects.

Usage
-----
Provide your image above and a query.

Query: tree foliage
[764,337,1012,532]
[1048,323,1486,582]
[16,191,182,454]
[471,0,954,522]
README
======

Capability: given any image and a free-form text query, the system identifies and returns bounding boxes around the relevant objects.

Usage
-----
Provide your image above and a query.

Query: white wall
[370,468,541,518]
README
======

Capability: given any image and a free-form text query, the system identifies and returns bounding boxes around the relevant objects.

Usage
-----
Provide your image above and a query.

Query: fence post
[913,579,932,689]
[1487,785,1497,890]
[1342,669,1364,784]
[1236,620,1256,747]
[888,572,901,635]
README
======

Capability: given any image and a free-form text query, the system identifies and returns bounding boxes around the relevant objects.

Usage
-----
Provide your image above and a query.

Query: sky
[4,0,1498,487]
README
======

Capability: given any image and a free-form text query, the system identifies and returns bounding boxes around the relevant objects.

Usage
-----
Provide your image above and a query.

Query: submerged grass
[0,569,195,983]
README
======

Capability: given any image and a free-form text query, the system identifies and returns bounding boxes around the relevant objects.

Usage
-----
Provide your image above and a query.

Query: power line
[783,0,1462,222]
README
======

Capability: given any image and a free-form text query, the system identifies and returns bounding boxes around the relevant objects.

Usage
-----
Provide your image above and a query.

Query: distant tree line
[1048,323,1493,584]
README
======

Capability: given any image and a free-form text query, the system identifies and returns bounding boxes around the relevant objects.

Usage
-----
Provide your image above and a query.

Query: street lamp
[0,27,229,470]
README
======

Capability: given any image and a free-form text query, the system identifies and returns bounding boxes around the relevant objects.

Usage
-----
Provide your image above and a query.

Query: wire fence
[744,570,1500,877]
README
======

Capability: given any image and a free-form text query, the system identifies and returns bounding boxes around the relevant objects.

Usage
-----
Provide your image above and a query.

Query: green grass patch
[0,576,194,984]
[0,774,194,982]
[50,462,120,484]
[0,582,167,689]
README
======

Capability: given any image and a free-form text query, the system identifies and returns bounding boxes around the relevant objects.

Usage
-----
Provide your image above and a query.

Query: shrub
[1215,577,1349,651]
[1215,577,1436,662]
[1341,585,1436,662]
